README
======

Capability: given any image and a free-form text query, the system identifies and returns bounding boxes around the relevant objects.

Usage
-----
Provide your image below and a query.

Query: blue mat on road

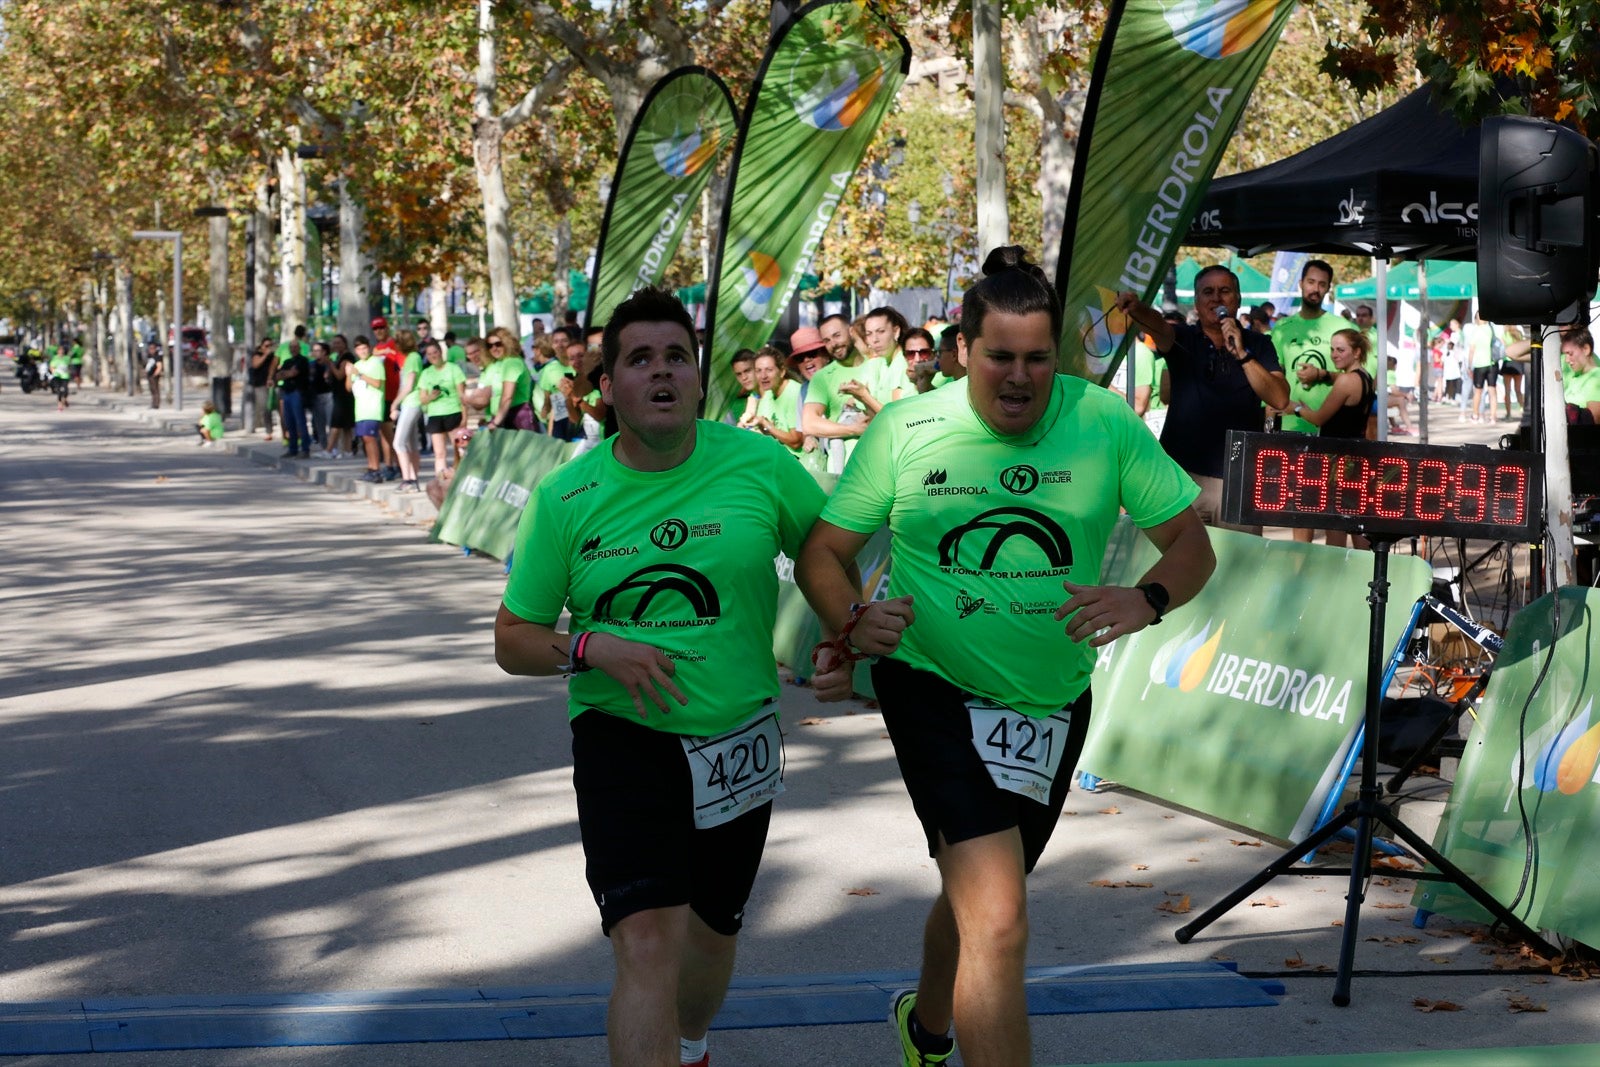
[0,961,1281,1054]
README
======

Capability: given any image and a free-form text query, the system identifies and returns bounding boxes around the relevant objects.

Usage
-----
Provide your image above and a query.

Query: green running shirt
[822,375,1198,718]
[503,420,828,735]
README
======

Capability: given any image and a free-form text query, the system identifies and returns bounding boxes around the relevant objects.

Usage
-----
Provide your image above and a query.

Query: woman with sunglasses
[481,327,538,432]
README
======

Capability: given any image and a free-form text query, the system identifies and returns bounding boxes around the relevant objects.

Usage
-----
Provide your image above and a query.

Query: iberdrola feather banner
[701,0,909,420]
[1054,0,1297,384]
[587,68,738,327]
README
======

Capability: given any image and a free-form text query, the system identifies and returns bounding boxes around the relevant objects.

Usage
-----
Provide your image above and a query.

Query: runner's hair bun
[981,245,1049,287]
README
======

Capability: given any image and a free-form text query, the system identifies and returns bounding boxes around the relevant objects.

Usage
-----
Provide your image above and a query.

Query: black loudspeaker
[1478,115,1600,324]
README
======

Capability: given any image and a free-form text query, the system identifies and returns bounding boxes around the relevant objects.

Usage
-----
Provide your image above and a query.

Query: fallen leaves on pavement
[1249,897,1284,908]
[1507,994,1547,1013]
[1413,998,1463,1012]
[1090,879,1153,889]
[1156,894,1192,914]
[845,887,878,896]
[1097,806,1122,815]
[798,717,827,726]
[1229,839,1263,847]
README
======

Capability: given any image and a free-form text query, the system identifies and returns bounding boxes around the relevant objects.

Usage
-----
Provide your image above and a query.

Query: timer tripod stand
[1173,535,1554,1005]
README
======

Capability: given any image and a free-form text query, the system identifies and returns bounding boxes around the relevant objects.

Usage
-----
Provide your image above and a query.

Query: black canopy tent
[1185,83,1481,260]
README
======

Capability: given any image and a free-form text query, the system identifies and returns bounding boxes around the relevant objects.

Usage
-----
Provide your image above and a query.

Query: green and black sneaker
[890,989,954,1067]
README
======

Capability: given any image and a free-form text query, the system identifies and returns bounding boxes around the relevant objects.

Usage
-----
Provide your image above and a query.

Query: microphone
[1215,305,1228,323]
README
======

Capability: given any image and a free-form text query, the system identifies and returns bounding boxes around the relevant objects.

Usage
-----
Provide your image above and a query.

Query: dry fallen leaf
[1090,880,1153,889]
[1229,839,1263,848]
[1373,902,1408,910]
[798,717,826,726]
[1156,895,1192,914]
[845,887,878,896]
[1162,814,1176,820]
[154,475,169,483]
[1507,994,1547,1013]
[1186,857,1201,863]
[1097,806,1122,815]
[1413,998,1464,1013]
[1250,897,1284,908]
[1132,864,1150,871]
[1373,856,1421,870]
[1285,952,1307,968]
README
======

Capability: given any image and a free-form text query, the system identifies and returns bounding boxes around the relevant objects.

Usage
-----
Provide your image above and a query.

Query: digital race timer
[1221,431,1543,541]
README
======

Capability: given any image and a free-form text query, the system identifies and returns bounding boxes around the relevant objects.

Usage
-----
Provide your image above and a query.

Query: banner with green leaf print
[430,431,574,561]
[701,0,909,420]
[1055,0,1297,384]
[587,68,738,327]
[1414,587,1600,947]
[1080,518,1430,841]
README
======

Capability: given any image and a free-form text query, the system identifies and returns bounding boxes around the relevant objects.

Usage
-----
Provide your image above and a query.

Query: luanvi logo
[562,480,600,503]
[593,564,721,624]
[937,507,1074,574]
[580,535,602,554]
[650,518,690,551]
[923,469,947,486]
[999,464,1039,496]
[956,589,987,619]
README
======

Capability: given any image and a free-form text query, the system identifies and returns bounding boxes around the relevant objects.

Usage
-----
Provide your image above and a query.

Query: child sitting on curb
[197,401,225,446]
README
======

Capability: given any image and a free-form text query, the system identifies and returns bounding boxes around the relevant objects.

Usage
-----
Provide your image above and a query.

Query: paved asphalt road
[1,383,1595,1066]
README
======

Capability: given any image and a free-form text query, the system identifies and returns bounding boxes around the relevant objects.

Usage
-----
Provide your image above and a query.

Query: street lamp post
[132,229,185,411]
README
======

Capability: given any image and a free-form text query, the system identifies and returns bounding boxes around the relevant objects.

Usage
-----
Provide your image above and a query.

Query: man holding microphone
[1117,266,1288,533]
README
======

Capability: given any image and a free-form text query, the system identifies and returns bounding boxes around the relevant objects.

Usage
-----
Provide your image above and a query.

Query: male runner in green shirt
[1273,259,1339,436]
[798,247,1215,1067]
[495,287,829,1067]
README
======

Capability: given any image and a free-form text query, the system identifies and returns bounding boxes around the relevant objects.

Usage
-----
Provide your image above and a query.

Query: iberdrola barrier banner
[587,68,738,327]
[1414,587,1600,948]
[1075,519,1429,841]
[430,431,574,560]
[702,0,909,420]
[1055,0,1297,384]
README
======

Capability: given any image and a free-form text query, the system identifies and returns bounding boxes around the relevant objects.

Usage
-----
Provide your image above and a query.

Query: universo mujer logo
[1140,617,1354,723]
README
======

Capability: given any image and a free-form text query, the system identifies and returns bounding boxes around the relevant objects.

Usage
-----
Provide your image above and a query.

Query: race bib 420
[680,709,784,829]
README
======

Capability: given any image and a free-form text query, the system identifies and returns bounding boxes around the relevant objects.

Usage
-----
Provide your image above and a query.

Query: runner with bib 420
[495,287,829,1067]
[796,247,1216,1067]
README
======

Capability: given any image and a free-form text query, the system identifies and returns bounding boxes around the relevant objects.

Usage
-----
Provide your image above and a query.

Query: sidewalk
[86,386,446,527]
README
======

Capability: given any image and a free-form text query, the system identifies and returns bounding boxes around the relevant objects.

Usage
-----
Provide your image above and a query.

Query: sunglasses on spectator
[905,346,933,357]
[487,340,505,349]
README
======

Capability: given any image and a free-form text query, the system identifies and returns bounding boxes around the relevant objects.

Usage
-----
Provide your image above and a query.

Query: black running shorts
[872,657,1090,873]
[571,708,773,937]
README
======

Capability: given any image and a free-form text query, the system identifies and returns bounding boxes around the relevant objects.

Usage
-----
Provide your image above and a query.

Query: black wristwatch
[1136,582,1170,625]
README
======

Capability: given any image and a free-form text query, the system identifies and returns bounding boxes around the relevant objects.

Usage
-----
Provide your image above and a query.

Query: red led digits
[1254,449,1291,511]
[1414,459,1449,520]
[1491,466,1527,526]
[1333,455,1370,514]
[1225,431,1540,539]
[1456,463,1489,523]
[1296,451,1331,510]
[1373,457,1409,519]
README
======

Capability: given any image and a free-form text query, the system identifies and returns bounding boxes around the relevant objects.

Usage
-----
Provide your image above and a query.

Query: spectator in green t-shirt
[417,339,468,475]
